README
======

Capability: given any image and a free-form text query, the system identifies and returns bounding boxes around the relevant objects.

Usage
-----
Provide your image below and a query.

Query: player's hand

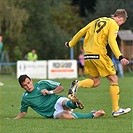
[6,117,19,120]
[6,118,11,120]
[65,42,69,48]
[41,89,50,95]
[120,58,129,65]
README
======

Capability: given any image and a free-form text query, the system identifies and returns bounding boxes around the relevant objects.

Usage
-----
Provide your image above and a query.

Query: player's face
[116,17,126,26]
[21,78,34,92]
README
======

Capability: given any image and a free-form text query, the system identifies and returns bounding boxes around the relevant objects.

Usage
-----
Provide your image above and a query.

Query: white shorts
[53,97,73,118]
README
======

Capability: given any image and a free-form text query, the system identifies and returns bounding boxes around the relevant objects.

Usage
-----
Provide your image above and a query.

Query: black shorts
[78,62,84,69]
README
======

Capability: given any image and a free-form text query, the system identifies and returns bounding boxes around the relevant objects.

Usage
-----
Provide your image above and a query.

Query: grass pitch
[0,74,132,133]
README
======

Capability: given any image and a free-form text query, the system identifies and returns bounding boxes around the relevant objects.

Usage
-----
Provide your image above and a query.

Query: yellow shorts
[84,54,116,77]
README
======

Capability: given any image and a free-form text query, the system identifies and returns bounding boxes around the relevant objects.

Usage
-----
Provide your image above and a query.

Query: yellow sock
[78,79,94,88]
[110,84,120,112]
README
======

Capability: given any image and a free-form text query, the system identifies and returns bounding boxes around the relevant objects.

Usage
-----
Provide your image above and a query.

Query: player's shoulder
[22,91,29,98]
[92,17,112,24]
[99,17,112,22]
[101,17,117,26]
[37,80,60,86]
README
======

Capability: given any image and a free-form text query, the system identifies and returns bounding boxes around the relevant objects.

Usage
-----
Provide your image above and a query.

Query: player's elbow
[58,85,64,92]
[60,86,64,91]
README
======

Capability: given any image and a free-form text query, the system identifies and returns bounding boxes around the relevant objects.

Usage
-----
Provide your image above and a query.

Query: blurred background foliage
[0,0,133,61]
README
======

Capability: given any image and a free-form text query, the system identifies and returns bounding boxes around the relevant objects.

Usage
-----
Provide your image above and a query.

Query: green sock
[72,112,94,119]
[64,100,76,109]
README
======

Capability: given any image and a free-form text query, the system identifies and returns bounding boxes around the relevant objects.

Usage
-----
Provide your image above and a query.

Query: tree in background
[71,0,96,17]
[23,0,84,60]
[0,0,29,61]
[0,0,84,61]
[0,0,132,62]
[85,0,133,31]
[70,0,133,31]
[79,0,96,17]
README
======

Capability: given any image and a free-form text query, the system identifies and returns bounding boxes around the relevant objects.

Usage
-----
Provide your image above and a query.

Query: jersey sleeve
[69,22,93,47]
[37,80,61,91]
[108,20,122,59]
[20,100,28,112]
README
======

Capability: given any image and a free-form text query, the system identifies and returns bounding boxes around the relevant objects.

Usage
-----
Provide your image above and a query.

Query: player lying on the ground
[14,75,105,119]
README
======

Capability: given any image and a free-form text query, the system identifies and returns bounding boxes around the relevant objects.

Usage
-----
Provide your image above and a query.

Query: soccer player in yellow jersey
[65,9,131,117]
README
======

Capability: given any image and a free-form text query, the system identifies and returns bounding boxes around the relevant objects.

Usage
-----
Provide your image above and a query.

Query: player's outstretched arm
[41,85,64,96]
[53,85,64,94]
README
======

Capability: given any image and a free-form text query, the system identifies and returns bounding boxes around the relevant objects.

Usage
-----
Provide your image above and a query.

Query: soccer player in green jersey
[14,75,105,119]
[65,9,131,117]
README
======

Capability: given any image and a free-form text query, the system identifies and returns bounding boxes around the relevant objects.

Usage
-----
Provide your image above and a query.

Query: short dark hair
[18,75,31,87]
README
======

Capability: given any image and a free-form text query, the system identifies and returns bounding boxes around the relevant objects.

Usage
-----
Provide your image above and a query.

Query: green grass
[0,74,133,133]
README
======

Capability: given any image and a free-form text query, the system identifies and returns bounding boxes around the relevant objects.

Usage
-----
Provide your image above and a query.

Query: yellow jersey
[27,52,38,61]
[69,17,122,59]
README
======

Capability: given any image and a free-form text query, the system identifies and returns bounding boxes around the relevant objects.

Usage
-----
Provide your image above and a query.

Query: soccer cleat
[92,110,105,118]
[68,80,78,95]
[68,94,84,109]
[112,108,131,117]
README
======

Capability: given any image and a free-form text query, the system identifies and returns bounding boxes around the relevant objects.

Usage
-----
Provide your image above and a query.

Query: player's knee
[93,80,100,87]
[56,111,75,119]
[93,82,100,87]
